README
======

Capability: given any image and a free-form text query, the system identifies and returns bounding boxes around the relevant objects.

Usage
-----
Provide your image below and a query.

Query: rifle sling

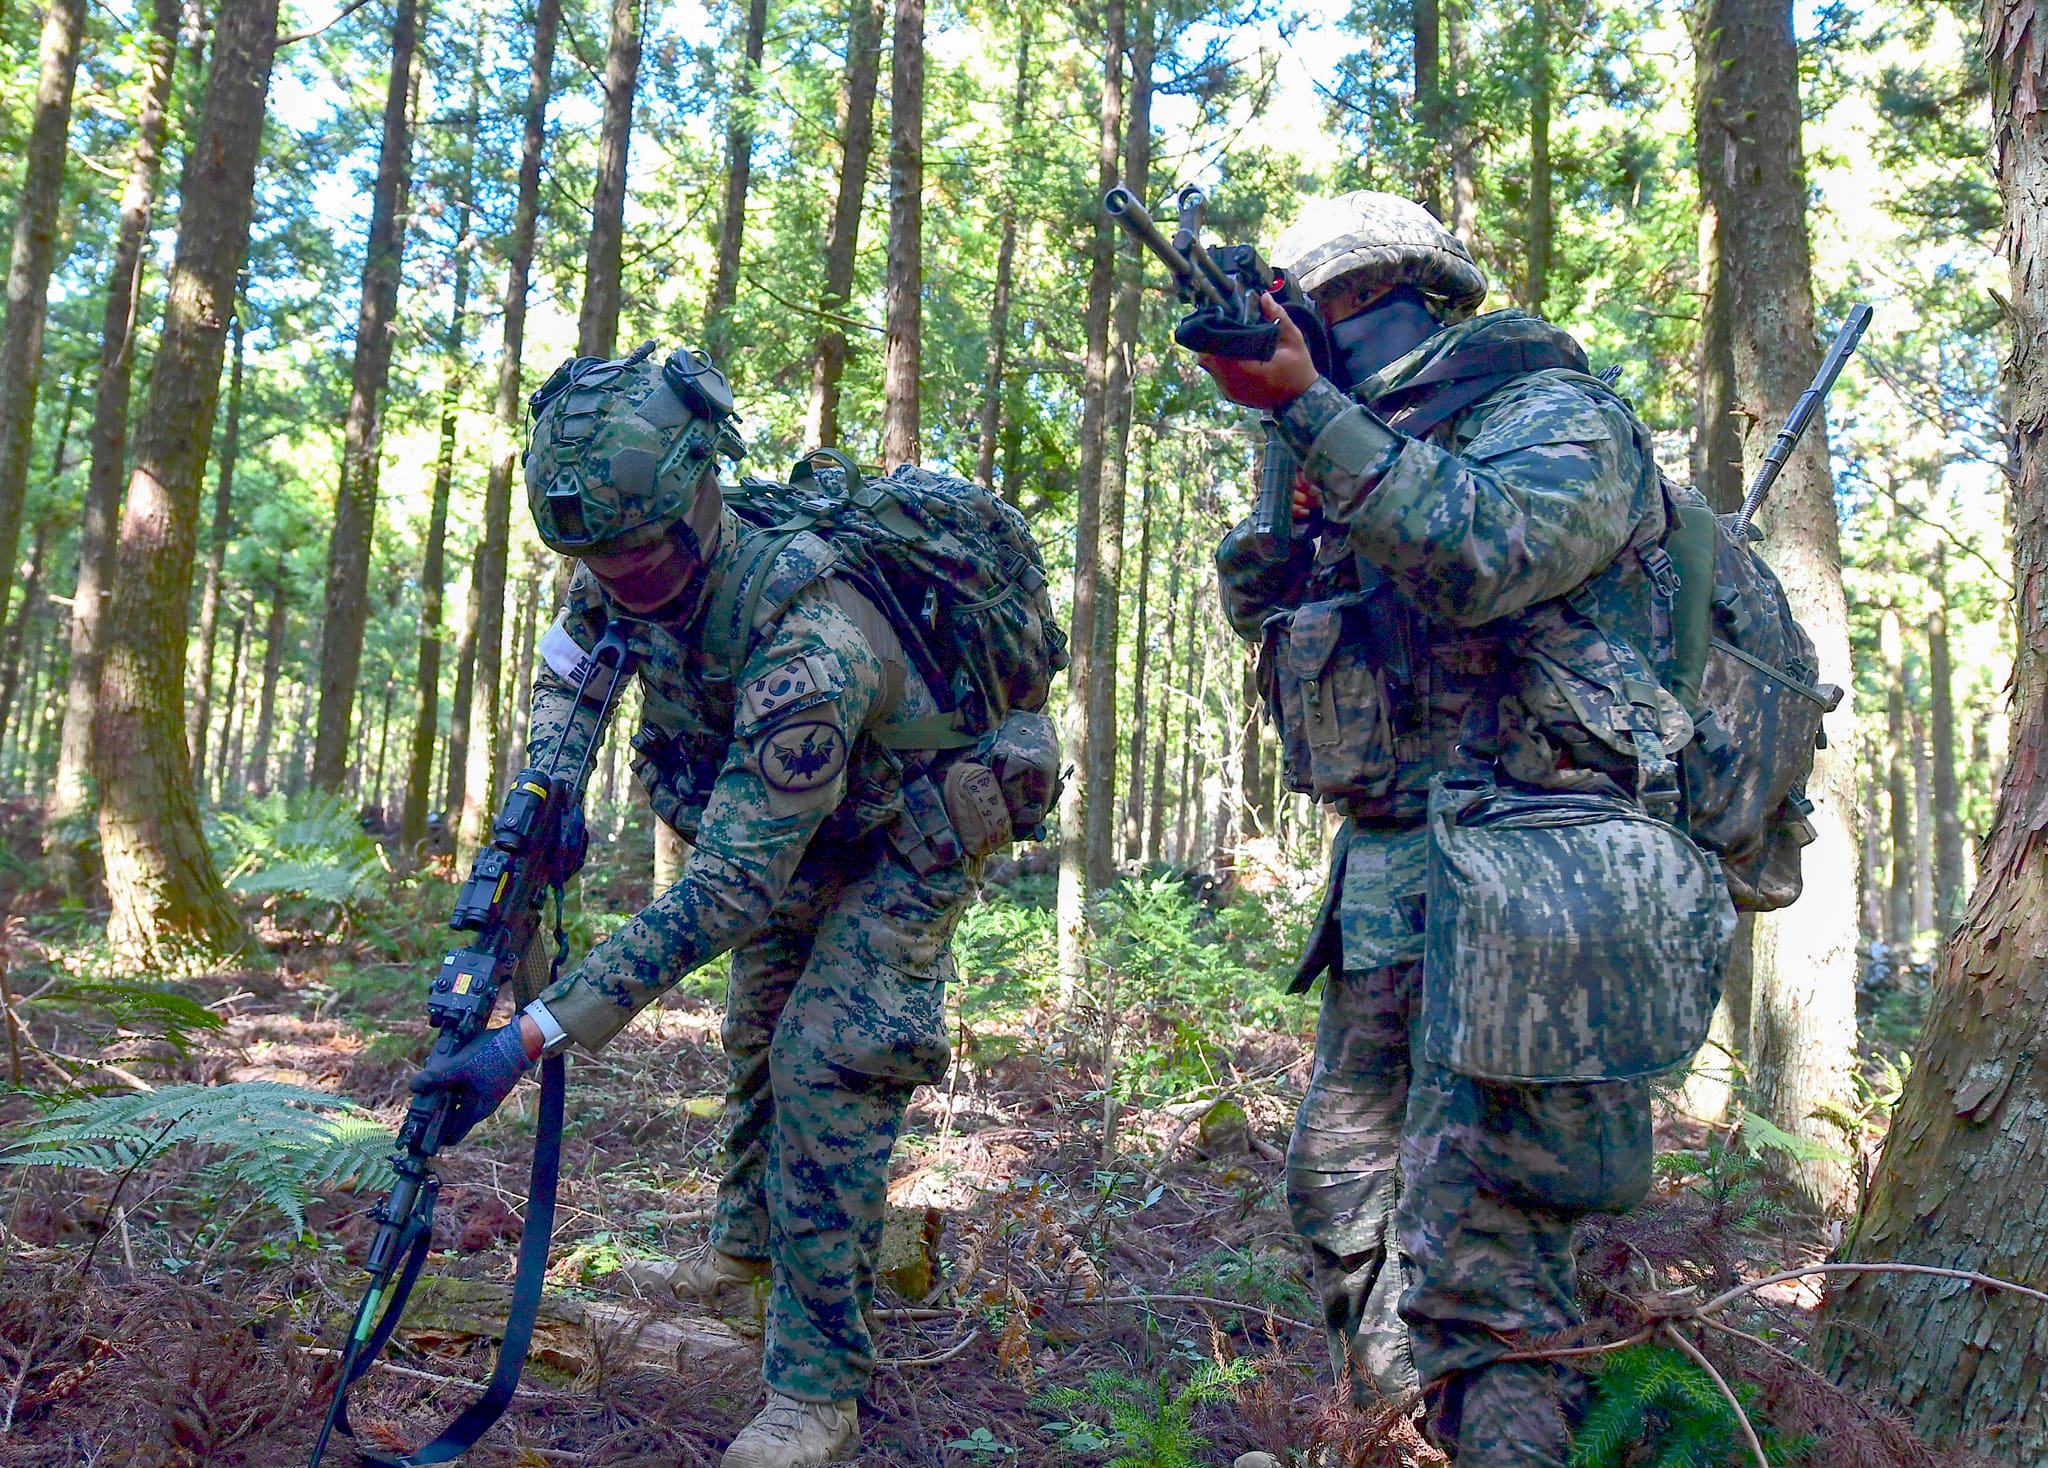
[347,1053,567,1466]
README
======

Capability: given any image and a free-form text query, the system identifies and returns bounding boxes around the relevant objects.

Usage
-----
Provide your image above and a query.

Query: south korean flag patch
[741,653,836,729]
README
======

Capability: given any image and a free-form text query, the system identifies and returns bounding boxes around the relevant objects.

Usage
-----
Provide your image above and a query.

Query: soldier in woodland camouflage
[1206,193,1729,1467]
[412,345,975,1468]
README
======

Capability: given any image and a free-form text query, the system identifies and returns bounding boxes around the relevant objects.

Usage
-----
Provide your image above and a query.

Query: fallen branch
[884,1326,981,1367]
[1696,1260,2048,1315]
[304,1345,556,1400]
[1092,1292,1313,1333]
[1661,1323,1769,1468]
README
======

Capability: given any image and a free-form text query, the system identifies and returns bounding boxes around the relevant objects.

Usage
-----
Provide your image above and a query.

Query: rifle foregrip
[1251,418,1294,547]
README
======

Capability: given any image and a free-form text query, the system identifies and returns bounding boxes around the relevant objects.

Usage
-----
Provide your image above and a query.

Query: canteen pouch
[1422,778,1735,1083]
[1264,593,1396,803]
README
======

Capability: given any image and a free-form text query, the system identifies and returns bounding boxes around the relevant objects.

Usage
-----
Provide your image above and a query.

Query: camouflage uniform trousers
[1289,958,1653,1465]
[707,831,972,1404]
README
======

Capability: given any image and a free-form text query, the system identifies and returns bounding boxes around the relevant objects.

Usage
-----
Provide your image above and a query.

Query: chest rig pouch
[1262,588,1400,804]
[1421,777,1735,1083]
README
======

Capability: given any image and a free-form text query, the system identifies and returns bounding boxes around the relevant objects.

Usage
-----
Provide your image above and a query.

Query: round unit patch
[759,720,848,793]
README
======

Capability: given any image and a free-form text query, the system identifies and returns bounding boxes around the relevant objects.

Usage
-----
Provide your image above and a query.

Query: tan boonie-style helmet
[524,341,737,559]
[1272,191,1488,321]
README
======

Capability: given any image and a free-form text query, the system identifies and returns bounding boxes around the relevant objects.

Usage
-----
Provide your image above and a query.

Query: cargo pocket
[1268,595,1396,803]
[1421,778,1735,1083]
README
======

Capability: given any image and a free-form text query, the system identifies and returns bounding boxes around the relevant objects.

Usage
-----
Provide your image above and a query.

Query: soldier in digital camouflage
[1206,193,1730,1468]
[408,344,976,1468]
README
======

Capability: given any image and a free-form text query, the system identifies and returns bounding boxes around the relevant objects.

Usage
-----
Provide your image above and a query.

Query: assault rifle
[1104,184,1332,552]
[1732,303,1874,537]
[307,627,633,1468]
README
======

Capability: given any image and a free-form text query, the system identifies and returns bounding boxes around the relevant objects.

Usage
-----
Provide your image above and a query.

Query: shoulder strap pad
[700,529,839,684]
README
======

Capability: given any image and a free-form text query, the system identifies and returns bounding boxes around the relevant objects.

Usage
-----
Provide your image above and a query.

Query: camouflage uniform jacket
[526,511,944,1050]
[1218,311,1678,988]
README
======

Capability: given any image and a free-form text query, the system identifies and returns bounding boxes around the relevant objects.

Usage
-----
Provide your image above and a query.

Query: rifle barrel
[1733,304,1873,536]
[1103,187,1231,310]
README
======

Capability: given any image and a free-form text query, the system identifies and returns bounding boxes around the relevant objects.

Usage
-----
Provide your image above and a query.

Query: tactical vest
[1255,363,1686,826]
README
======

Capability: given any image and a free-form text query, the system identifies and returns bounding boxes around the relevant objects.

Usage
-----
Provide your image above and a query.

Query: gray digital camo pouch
[1422,778,1735,1083]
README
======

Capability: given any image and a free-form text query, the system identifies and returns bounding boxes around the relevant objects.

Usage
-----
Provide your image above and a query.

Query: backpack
[703,449,1070,749]
[1386,343,1841,914]
[1658,478,1843,910]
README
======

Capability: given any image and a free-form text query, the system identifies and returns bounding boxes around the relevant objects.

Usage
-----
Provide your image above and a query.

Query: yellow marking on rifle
[519,781,547,797]
[454,973,473,995]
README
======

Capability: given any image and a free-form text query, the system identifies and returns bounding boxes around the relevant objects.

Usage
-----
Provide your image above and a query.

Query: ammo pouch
[1263,593,1396,803]
[888,774,963,876]
[1421,778,1734,1083]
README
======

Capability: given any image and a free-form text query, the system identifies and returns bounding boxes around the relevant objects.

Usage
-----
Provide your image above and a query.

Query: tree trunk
[1413,0,1441,219]
[459,0,558,854]
[444,559,479,816]
[1522,0,1551,313]
[498,563,539,794]
[248,558,286,795]
[880,0,924,469]
[0,0,86,614]
[1913,701,1936,935]
[94,0,279,965]
[187,310,243,778]
[312,0,420,790]
[973,11,1031,487]
[1082,0,1153,894]
[1147,480,1184,864]
[1445,0,1476,246]
[53,0,179,846]
[209,613,245,799]
[1930,547,1966,928]
[1823,10,2048,1432]
[803,0,882,449]
[704,0,768,354]
[399,62,479,857]
[1055,0,1124,1006]
[0,515,56,752]
[1883,608,1913,949]
[1693,0,1859,1208]
[578,0,639,359]
[1122,462,1155,863]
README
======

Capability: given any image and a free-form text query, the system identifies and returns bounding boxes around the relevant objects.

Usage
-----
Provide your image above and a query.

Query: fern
[1573,1344,1810,1468]
[0,1080,390,1233]
[1040,1360,1256,1468]
[211,791,385,908]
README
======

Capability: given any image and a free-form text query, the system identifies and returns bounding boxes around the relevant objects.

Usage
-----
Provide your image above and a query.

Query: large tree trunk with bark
[313,0,420,790]
[1414,0,1441,219]
[704,0,768,354]
[578,0,639,360]
[1883,608,1913,949]
[52,0,180,856]
[1693,0,1860,1208]
[458,0,558,853]
[1522,0,1551,312]
[973,12,1031,487]
[803,0,881,449]
[187,312,243,778]
[94,0,279,965]
[1122,462,1155,863]
[879,0,924,469]
[1055,0,1124,1007]
[1082,1,1153,893]
[0,0,86,614]
[1444,0,1476,245]
[1822,9,2048,1436]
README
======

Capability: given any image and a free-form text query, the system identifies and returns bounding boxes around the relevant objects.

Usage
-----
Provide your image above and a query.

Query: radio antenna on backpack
[1732,304,1873,539]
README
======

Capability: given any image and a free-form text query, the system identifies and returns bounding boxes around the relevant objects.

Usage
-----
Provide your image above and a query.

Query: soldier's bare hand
[1197,294,1320,411]
[1293,473,1322,522]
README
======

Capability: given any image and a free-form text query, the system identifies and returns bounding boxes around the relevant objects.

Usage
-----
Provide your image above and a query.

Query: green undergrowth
[1574,1343,1814,1468]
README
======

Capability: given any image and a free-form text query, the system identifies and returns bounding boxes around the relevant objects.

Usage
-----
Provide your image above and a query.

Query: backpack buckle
[1638,544,1682,598]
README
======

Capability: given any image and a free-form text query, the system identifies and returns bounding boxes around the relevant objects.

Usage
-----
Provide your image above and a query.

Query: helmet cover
[1272,191,1488,321]
[524,342,733,562]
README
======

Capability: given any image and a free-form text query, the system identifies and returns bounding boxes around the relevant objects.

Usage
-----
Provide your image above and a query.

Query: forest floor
[0,850,1982,1468]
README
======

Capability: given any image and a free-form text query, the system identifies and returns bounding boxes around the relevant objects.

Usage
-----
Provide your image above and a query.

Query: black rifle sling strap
[351,1054,567,1466]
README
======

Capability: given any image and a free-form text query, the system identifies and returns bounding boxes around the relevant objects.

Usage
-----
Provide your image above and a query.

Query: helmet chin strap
[1327,285,1443,392]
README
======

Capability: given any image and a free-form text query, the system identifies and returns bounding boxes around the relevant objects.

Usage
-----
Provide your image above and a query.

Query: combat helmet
[1272,191,1488,321]
[524,341,741,558]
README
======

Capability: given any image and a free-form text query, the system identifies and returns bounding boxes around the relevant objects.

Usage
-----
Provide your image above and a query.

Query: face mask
[1327,285,1443,392]
[584,525,708,616]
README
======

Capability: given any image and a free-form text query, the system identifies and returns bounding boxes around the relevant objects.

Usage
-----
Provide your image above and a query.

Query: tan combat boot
[618,1242,769,1308]
[718,1392,859,1468]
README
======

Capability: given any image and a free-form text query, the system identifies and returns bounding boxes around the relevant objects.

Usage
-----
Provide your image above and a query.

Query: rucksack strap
[873,712,979,751]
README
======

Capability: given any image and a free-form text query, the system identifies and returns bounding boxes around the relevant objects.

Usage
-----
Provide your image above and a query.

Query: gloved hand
[409,1021,536,1145]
